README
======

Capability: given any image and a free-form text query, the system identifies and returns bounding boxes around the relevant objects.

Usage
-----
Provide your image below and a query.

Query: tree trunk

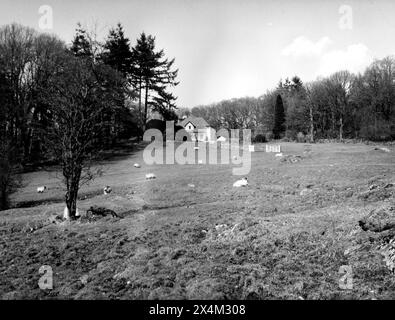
[137,78,143,141]
[20,123,30,163]
[65,168,81,219]
[143,83,149,132]
[309,104,314,143]
[339,116,343,141]
[331,110,335,138]
[27,128,34,159]
[111,113,116,147]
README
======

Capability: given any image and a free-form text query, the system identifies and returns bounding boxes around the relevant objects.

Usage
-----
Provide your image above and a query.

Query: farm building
[178,116,216,142]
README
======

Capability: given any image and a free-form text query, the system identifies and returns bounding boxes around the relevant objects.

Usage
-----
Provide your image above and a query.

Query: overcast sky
[1,0,394,108]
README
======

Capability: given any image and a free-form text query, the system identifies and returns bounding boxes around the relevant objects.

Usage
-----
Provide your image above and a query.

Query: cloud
[317,43,373,76]
[281,36,333,57]
[282,36,373,78]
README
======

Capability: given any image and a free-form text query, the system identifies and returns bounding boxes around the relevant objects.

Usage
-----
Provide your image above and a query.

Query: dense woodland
[0,22,178,211]
[1,22,394,212]
[186,62,395,143]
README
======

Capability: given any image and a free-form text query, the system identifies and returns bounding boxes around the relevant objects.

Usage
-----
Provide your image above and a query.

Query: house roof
[179,116,210,129]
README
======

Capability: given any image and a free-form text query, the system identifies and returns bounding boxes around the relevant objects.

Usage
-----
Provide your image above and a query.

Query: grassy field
[1,142,394,300]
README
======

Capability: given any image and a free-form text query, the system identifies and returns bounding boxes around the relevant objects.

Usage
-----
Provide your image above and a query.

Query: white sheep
[215,224,228,232]
[233,177,248,187]
[275,153,283,157]
[37,186,47,193]
[145,173,156,180]
[134,163,141,168]
[103,186,112,195]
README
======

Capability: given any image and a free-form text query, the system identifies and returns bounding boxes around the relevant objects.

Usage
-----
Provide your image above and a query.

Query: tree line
[0,22,178,211]
[186,60,395,143]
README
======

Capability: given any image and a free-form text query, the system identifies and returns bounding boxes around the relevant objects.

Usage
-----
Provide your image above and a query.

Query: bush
[285,130,298,141]
[265,132,274,141]
[253,134,266,143]
[305,133,313,143]
[359,121,395,141]
[297,132,306,143]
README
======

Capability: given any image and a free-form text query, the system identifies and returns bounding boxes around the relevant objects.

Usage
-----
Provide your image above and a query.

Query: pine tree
[273,94,286,139]
[152,89,178,120]
[131,33,178,129]
[70,23,93,58]
[101,23,133,79]
[100,23,136,145]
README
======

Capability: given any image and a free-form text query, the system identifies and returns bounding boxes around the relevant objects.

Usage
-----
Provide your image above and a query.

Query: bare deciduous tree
[42,54,125,219]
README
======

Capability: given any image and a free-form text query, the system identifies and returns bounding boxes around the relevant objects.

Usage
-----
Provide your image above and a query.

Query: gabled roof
[179,116,210,129]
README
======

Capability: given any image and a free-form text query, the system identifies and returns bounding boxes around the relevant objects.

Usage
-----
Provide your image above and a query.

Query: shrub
[359,121,395,141]
[253,134,266,143]
[265,132,274,141]
[305,133,313,143]
[285,130,298,141]
[297,132,306,143]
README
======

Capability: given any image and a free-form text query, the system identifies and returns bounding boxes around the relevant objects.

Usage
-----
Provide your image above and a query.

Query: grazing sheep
[233,177,248,187]
[215,224,228,232]
[145,173,156,180]
[134,163,141,168]
[374,147,391,153]
[37,186,47,193]
[103,186,112,195]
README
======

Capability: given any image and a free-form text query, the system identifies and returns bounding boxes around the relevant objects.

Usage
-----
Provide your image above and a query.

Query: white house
[178,116,216,142]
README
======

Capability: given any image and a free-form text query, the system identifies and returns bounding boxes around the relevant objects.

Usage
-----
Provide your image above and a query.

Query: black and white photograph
[0,0,395,309]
